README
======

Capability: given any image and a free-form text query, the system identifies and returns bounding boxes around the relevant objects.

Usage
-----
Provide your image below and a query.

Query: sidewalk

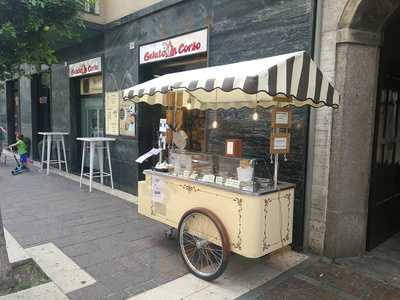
[0,165,187,299]
[238,232,400,300]
[0,164,307,299]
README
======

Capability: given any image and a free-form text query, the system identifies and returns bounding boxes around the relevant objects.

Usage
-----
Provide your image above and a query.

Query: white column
[46,135,52,175]
[89,142,95,192]
[40,135,46,172]
[98,142,104,185]
[61,136,68,173]
[80,141,86,188]
[106,142,114,189]
[56,138,62,171]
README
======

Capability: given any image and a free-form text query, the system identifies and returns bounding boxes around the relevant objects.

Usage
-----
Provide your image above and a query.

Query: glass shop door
[79,75,104,169]
[80,95,104,138]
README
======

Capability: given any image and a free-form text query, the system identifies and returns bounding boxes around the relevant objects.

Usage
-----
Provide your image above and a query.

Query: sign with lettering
[69,57,102,77]
[152,176,164,203]
[140,29,208,64]
[272,108,292,128]
[105,92,120,136]
[270,133,291,154]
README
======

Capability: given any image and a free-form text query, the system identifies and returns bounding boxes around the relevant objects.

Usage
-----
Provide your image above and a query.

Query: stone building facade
[305,0,400,257]
[0,0,316,251]
[2,0,398,258]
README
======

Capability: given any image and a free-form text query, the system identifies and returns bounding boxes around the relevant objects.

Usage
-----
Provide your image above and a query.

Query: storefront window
[80,75,104,137]
[83,0,100,15]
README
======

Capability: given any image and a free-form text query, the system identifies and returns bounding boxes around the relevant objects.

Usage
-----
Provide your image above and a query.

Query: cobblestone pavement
[237,233,400,300]
[0,166,187,299]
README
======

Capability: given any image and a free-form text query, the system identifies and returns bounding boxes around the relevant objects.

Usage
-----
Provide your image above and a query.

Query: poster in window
[105,92,119,136]
[119,99,136,137]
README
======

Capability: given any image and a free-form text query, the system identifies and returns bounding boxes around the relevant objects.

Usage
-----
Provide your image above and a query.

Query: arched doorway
[367,10,400,250]
[324,0,400,257]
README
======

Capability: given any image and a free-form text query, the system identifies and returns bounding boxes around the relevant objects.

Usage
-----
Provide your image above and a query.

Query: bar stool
[38,132,69,175]
[77,137,115,192]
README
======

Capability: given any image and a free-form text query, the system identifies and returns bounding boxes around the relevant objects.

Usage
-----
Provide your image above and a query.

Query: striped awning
[122,51,340,110]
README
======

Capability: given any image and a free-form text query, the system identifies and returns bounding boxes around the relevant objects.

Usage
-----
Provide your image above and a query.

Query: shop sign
[69,57,102,77]
[140,29,207,64]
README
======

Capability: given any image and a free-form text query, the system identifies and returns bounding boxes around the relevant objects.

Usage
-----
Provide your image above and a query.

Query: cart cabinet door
[261,189,294,255]
[138,176,178,228]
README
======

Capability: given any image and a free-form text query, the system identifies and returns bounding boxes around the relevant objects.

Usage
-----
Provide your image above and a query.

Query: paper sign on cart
[152,176,164,203]
[136,148,161,163]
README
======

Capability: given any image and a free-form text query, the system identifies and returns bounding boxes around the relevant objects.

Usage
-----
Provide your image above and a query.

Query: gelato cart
[123,51,340,280]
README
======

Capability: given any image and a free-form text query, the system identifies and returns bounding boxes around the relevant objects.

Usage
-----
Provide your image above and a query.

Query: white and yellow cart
[123,51,340,280]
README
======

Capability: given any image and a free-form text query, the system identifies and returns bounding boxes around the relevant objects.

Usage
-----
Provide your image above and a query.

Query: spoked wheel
[178,208,230,281]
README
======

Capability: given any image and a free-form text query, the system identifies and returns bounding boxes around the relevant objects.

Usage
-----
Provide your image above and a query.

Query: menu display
[105,92,119,136]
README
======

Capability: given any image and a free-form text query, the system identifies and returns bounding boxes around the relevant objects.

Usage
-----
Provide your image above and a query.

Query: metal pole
[158,134,163,164]
[274,153,279,189]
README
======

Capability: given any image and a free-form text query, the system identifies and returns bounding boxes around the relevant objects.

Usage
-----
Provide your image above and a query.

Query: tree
[0,0,90,81]
[0,0,91,287]
[0,208,12,288]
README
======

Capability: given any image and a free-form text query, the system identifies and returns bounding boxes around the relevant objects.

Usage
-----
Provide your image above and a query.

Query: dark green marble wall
[102,0,315,249]
[0,0,315,249]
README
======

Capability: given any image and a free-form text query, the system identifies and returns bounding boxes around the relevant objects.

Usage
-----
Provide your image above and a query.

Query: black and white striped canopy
[122,51,340,109]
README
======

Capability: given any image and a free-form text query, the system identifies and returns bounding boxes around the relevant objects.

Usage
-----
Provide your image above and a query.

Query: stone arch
[323,0,400,258]
[338,0,400,33]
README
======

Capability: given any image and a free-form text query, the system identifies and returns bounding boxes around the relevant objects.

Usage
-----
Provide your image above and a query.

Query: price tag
[152,176,164,203]
[215,176,224,185]
[225,178,241,189]
[183,171,191,178]
[190,173,199,180]
[202,174,215,183]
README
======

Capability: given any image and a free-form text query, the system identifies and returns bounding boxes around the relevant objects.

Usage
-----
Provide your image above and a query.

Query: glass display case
[167,150,274,193]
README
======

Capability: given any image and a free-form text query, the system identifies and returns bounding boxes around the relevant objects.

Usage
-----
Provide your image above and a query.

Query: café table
[77,137,115,192]
[38,132,69,175]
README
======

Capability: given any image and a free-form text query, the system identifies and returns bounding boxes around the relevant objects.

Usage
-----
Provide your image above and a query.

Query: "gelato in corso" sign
[69,57,102,77]
[140,29,208,64]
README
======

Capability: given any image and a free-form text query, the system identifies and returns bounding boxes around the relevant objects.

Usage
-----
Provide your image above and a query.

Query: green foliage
[0,0,93,81]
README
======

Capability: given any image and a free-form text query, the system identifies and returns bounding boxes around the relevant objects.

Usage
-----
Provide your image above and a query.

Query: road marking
[4,228,30,264]
[26,243,96,294]
[0,282,68,300]
[128,248,308,300]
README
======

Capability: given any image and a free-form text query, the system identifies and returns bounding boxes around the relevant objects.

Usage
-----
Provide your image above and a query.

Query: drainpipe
[304,0,324,253]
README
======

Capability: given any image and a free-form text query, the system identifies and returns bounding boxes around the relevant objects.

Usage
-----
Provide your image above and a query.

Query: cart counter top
[143,169,295,196]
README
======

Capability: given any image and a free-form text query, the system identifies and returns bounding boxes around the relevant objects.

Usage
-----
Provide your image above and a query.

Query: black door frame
[6,79,19,144]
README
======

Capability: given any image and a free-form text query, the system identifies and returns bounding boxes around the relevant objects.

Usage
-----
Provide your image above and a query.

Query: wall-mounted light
[212,120,218,129]
[252,111,259,121]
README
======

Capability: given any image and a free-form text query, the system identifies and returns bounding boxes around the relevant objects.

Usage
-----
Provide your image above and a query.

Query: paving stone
[238,252,400,300]
[299,260,390,299]
[124,279,160,297]
[86,259,131,280]
[67,282,113,300]
[0,166,189,298]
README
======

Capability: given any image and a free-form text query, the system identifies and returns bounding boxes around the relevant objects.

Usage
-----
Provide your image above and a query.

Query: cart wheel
[178,208,230,281]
